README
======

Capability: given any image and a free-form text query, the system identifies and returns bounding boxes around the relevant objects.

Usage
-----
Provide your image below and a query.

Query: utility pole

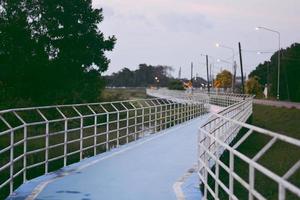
[191,62,193,82]
[232,61,237,93]
[277,34,281,100]
[255,26,280,99]
[238,42,245,94]
[267,61,270,97]
[210,64,212,89]
[206,55,210,93]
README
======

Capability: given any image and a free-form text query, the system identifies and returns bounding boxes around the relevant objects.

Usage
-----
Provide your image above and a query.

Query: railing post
[134,107,137,141]
[215,122,220,199]
[23,126,27,183]
[37,109,49,174]
[64,119,68,166]
[173,102,176,126]
[80,116,83,160]
[117,110,120,147]
[142,106,145,137]
[248,163,254,200]
[160,103,163,130]
[126,110,129,144]
[106,113,109,151]
[45,122,49,173]
[55,108,68,167]
[94,115,97,156]
[180,103,183,124]
[10,130,14,194]
[87,105,98,157]
[154,103,158,132]
[229,150,234,199]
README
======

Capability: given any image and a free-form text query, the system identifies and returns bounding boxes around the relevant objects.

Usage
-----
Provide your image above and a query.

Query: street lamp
[255,26,281,100]
[154,76,159,89]
[215,43,235,60]
[215,43,235,92]
[200,54,216,92]
[217,58,231,64]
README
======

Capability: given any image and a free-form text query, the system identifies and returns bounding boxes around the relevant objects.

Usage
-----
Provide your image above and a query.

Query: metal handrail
[3,88,298,200]
[0,98,207,198]
[198,97,300,200]
[148,88,300,200]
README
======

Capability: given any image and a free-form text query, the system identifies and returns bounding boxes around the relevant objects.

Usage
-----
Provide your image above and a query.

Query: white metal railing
[0,98,207,199]
[198,97,300,200]
[146,88,251,108]
[3,88,298,200]
[148,88,300,200]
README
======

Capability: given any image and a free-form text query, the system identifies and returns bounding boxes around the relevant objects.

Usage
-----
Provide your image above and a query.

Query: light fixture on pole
[255,26,281,100]
[200,54,215,92]
[217,58,231,64]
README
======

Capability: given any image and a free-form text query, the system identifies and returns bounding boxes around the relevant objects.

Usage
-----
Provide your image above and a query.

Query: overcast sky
[93,0,300,79]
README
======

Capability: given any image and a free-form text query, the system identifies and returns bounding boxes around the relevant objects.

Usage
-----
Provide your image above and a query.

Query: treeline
[105,64,173,87]
[105,64,208,89]
[0,1,115,109]
[249,43,300,102]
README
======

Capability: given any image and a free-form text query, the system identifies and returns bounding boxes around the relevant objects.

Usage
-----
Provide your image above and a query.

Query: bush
[168,80,185,90]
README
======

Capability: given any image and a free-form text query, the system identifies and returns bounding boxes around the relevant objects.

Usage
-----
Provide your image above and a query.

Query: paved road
[254,99,300,109]
[11,115,208,200]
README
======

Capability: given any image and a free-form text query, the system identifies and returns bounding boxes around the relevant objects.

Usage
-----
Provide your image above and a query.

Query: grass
[204,104,300,200]
[252,104,300,139]
[0,87,149,199]
[0,99,206,200]
[101,88,147,102]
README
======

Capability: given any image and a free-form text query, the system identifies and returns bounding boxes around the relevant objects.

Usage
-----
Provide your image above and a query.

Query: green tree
[105,64,173,87]
[168,79,185,90]
[0,0,116,108]
[249,43,300,102]
[245,76,263,97]
[214,70,232,89]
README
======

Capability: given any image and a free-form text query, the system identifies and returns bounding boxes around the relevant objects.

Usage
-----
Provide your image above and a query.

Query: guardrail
[198,97,300,199]
[0,98,207,199]
[147,88,300,200]
[146,88,251,108]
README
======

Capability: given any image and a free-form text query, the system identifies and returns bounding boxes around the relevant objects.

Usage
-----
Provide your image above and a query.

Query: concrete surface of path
[11,115,209,200]
[254,99,300,109]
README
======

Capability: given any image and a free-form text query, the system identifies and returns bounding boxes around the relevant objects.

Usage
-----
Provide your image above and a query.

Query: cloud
[158,12,213,34]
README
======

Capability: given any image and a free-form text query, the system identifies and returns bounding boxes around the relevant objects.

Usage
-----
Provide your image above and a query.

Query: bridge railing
[148,89,300,199]
[198,97,300,200]
[0,98,207,198]
[146,88,250,108]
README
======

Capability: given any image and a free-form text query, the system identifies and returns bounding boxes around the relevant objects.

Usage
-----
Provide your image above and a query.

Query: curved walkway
[10,115,209,200]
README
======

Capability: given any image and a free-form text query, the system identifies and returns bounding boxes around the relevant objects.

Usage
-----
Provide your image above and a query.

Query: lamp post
[255,26,281,100]
[216,43,235,92]
[217,58,231,64]
[200,54,215,92]
[155,76,159,89]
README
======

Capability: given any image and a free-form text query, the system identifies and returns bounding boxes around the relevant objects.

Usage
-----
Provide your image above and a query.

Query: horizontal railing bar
[201,128,300,197]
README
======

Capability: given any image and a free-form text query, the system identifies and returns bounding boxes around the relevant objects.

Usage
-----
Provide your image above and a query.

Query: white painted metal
[1,88,299,200]
[0,97,206,198]
[148,88,300,200]
[197,97,300,200]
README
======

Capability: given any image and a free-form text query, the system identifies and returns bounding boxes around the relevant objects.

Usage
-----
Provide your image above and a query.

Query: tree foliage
[168,79,185,90]
[105,64,173,87]
[245,76,263,97]
[249,43,300,102]
[0,0,115,108]
[214,70,232,89]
